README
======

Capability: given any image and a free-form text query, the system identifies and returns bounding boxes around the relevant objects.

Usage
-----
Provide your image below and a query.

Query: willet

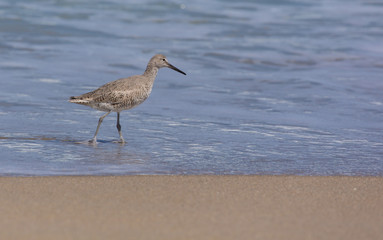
[69,54,186,144]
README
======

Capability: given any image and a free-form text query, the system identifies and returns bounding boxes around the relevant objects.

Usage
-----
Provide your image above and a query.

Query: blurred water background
[0,0,382,176]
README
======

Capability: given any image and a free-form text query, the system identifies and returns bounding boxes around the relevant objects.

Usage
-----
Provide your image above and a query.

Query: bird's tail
[68,96,89,104]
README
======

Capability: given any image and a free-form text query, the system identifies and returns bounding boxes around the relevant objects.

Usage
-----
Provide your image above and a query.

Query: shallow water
[1,0,383,176]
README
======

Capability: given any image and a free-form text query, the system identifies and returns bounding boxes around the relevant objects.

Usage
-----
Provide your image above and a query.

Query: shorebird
[69,54,186,144]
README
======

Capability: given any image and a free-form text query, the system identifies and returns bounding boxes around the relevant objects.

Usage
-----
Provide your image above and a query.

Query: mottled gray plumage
[69,54,186,144]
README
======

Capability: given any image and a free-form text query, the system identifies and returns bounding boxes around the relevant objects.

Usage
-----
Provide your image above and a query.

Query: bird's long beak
[167,62,186,75]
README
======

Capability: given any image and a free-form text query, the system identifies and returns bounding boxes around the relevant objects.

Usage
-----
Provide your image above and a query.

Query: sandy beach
[0,175,382,240]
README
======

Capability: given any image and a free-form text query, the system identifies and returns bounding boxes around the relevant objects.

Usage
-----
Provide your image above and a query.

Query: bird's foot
[88,138,97,145]
[113,138,126,144]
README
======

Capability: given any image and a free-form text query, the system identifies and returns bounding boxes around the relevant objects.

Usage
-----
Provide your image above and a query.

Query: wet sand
[0,175,382,240]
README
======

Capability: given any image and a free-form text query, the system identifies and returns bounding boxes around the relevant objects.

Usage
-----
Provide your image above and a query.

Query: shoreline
[1,175,382,240]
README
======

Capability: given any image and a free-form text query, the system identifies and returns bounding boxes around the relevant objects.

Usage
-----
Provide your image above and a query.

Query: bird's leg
[116,112,125,143]
[90,111,111,143]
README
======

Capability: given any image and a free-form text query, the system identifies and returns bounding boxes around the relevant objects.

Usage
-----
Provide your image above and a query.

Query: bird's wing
[85,76,148,105]
[72,76,143,102]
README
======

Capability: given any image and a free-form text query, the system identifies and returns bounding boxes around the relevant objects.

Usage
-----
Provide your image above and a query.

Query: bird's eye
[162,58,166,61]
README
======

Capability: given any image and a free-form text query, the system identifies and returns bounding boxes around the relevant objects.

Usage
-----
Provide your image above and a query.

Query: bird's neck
[143,64,159,82]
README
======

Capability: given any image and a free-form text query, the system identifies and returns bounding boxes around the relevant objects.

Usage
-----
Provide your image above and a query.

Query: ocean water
[0,0,382,176]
